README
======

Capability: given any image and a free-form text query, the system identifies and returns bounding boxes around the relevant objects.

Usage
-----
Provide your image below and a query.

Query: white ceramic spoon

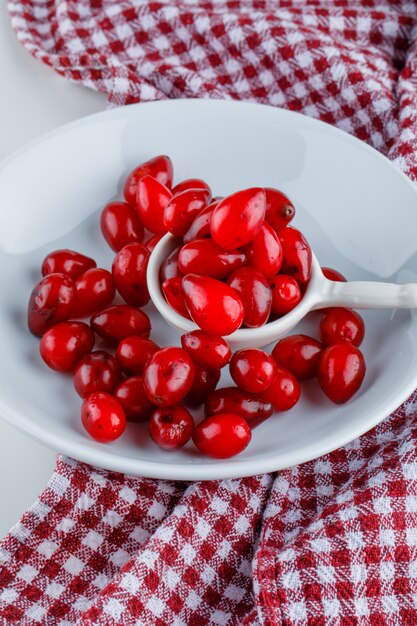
[147,233,417,350]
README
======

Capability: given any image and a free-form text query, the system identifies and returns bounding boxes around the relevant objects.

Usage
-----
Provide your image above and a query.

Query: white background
[0,4,106,537]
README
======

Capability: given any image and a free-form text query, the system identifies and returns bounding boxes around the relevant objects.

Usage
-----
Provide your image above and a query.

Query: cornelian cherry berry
[318,343,366,404]
[112,243,150,307]
[178,239,246,280]
[160,247,181,282]
[259,366,300,411]
[264,188,295,231]
[243,222,283,278]
[205,387,273,428]
[320,308,365,347]
[183,201,218,243]
[185,364,221,407]
[193,413,251,459]
[228,267,272,328]
[41,249,96,279]
[149,405,194,450]
[172,178,211,196]
[181,330,231,369]
[40,321,95,372]
[136,175,172,234]
[230,349,277,393]
[144,347,195,406]
[269,274,302,316]
[279,227,312,285]
[321,267,347,282]
[114,376,155,422]
[210,188,266,249]
[100,202,144,252]
[123,155,173,205]
[28,273,76,337]
[272,334,323,381]
[73,351,122,398]
[81,392,126,442]
[73,268,115,318]
[91,305,151,345]
[162,277,190,318]
[116,336,159,375]
[163,188,211,237]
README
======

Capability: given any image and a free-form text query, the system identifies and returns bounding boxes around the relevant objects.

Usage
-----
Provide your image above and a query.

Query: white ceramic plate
[0,99,416,480]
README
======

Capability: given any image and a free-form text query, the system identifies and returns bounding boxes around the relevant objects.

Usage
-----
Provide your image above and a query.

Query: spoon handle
[314,280,417,310]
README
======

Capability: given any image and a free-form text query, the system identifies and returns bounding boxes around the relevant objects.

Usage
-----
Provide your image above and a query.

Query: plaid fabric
[2,0,417,624]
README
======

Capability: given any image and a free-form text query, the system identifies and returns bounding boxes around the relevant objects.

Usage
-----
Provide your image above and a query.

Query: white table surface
[0,4,107,538]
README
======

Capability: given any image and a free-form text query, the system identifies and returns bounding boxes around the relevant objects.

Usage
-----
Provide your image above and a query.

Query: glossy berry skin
[123,155,173,205]
[318,343,366,404]
[144,347,195,406]
[162,277,190,318]
[114,376,155,422]
[172,178,211,196]
[272,334,323,381]
[73,351,122,398]
[112,243,150,307]
[149,405,194,450]
[100,201,144,252]
[264,188,295,231]
[182,274,244,336]
[322,267,347,282]
[144,233,164,253]
[183,201,218,243]
[205,387,273,428]
[91,305,151,345]
[40,322,95,372]
[116,336,159,375]
[279,227,312,285]
[136,175,172,234]
[259,366,300,411]
[228,267,272,328]
[185,364,221,407]
[41,249,96,279]
[163,188,211,236]
[160,247,181,282]
[178,239,246,280]
[73,268,115,318]
[230,349,277,394]
[269,274,302,316]
[243,222,283,278]
[181,330,231,369]
[28,273,76,337]
[210,188,266,249]
[320,308,365,347]
[193,413,251,459]
[81,392,126,443]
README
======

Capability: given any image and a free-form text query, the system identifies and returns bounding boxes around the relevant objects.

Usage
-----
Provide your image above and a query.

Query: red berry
[41,249,96,279]
[144,347,195,406]
[144,233,164,253]
[114,376,155,422]
[318,344,366,404]
[160,247,182,282]
[91,305,151,345]
[136,175,172,234]
[230,349,277,393]
[181,330,231,369]
[112,243,150,307]
[73,268,115,318]
[264,188,295,231]
[210,188,266,249]
[272,334,323,381]
[100,201,144,252]
[40,321,95,372]
[164,188,211,237]
[205,387,273,428]
[178,239,246,280]
[269,274,302,316]
[182,274,244,336]
[81,392,126,442]
[162,277,190,318]
[172,178,211,196]
[123,155,173,205]
[73,351,122,398]
[259,366,300,411]
[28,273,76,337]
[322,267,347,282]
[183,201,218,243]
[279,227,312,285]
[149,405,194,450]
[243,222,283,278]
[193,414,251,459]
[228,267,272,328]
[320,308,365,347]
[185,364,221,407]
[116,336,159,375]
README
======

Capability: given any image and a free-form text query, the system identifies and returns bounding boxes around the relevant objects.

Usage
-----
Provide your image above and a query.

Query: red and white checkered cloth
[2,1,417,624]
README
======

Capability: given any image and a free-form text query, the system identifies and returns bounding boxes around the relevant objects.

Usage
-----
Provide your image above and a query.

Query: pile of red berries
[27,155,366,459]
